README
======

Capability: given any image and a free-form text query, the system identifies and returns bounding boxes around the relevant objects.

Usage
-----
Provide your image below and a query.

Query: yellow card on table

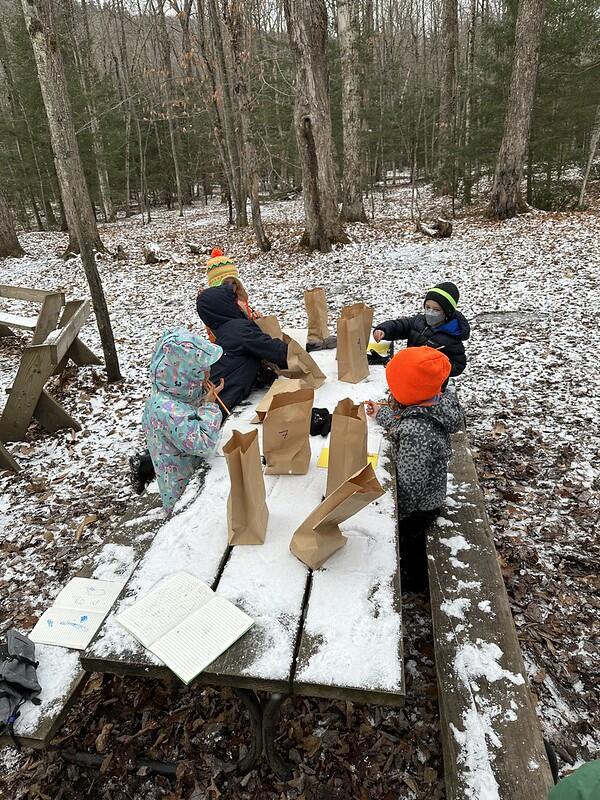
[317,447,379,470]
[367,339,390,355]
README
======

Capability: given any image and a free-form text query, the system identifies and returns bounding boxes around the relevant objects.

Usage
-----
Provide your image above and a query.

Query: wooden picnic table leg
[232,688,263,772]
[54,300,102,374]
[262,693,293,780]
[0,346,49,442]
[0,441,20,472]
[34,388,82,434]
[31,292,63,345]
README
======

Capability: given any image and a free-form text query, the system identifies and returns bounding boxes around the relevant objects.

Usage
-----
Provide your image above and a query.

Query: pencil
[206,380,231,416]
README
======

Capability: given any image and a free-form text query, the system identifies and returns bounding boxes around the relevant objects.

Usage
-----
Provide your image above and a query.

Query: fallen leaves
[74,514,98,541]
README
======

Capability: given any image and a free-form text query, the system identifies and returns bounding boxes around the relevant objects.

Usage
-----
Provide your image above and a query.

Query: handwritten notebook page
[151,595,254,684]
[116,573,213,648]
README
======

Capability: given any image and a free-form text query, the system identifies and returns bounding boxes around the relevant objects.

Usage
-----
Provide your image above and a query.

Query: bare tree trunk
[21,0,104,254]
[436,0,458,196]
[488,0,545,219]
[22,0,121,381]
[227,0,271,250]
[0,192,25,257]
[283,0,348,252]
[155,2,184,217]
[462,0,477,204]
[337,0,367,223]
[80,0,115,221]
[579,104,600,209]
[204,0,247,226]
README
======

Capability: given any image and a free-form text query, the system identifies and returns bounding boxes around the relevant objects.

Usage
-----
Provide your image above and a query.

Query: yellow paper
[367,339,390,355]
[317,447,378,469]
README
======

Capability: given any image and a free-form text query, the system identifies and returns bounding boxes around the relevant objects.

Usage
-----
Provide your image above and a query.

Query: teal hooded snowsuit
[142,329,223,515]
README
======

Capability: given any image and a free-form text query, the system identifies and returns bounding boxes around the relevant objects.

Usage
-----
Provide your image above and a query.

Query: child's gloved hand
[205,377,225,403]
[364,400,381,417]
[373,329,385,343]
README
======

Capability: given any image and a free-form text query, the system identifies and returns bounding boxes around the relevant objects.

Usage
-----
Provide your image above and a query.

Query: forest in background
[0,0,598,241]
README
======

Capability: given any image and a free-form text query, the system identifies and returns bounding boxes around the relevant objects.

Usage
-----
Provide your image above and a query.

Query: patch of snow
[441,598,472,620]
[440,535,472,557]
[15,644,80,735]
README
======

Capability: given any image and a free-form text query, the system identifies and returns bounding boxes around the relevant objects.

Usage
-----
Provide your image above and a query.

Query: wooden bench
[427,432,554,799]
[0,299,101,443]
[0,285,65,345]
[0,493,165,750]
[80,350,404,777]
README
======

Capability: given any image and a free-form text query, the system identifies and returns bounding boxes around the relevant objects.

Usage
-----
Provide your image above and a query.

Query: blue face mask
[424,309,445,327]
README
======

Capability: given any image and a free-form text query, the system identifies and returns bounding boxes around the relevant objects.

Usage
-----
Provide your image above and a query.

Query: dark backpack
[0,630,42,749]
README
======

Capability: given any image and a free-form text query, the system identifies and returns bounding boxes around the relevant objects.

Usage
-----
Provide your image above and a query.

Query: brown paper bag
[290,463,384,569]
[277,335,326,388]
[336,305,370,383]
[326,398,368,496]
[255,315,284,340]
[343,302,374,344]
[223,429,268,545]
[252,377,305,422]
[256,317,325,389]
[304,288,329,342]
[263,387,314,474]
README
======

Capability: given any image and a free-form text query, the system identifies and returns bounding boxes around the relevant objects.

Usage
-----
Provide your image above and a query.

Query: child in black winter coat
[373,282,470,379]
[196,284,288,413]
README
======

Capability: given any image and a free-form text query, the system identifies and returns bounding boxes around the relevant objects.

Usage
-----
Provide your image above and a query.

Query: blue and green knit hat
[424,282,459,319]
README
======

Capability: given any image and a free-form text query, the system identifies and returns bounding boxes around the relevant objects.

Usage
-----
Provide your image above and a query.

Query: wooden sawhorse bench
[0,298,101,443]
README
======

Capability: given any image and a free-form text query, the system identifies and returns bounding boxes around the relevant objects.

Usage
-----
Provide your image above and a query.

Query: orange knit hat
[385,346,451,405]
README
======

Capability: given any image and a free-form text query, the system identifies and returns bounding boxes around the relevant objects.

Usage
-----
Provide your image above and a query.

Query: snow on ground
[1,185,599,795]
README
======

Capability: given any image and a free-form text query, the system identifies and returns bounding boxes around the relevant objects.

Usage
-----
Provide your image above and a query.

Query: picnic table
[81,348,405,776]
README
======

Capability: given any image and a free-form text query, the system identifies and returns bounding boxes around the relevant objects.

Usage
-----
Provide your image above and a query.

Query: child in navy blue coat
[373,282,470,379]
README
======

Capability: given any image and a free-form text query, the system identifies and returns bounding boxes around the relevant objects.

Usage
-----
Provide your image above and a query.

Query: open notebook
[116,573,254,684]
[30,577,125,650]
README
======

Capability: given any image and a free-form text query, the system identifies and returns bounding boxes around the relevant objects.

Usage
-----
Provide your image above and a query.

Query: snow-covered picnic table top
[82,348,405,705]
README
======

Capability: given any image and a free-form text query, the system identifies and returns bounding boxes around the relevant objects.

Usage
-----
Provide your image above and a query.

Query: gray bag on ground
[0,630,42,748]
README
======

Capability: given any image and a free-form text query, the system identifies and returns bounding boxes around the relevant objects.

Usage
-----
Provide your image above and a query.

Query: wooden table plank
[428,432,554,800]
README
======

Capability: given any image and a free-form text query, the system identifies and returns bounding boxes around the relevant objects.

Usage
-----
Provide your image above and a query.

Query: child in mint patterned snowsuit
[142,329,223,515]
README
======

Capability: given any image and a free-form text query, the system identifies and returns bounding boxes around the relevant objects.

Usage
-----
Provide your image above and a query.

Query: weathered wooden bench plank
[428,432,554,800]
[0,285,65,304]
[0,313,38,331]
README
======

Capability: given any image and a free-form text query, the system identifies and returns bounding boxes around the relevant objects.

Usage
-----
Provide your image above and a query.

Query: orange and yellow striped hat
[206,248,247,299]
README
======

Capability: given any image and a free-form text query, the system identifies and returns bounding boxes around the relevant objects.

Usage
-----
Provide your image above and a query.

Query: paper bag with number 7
[223,429,268,545]
[263,386,314,474]
[336,304,372,383]
[290,463,384,569]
